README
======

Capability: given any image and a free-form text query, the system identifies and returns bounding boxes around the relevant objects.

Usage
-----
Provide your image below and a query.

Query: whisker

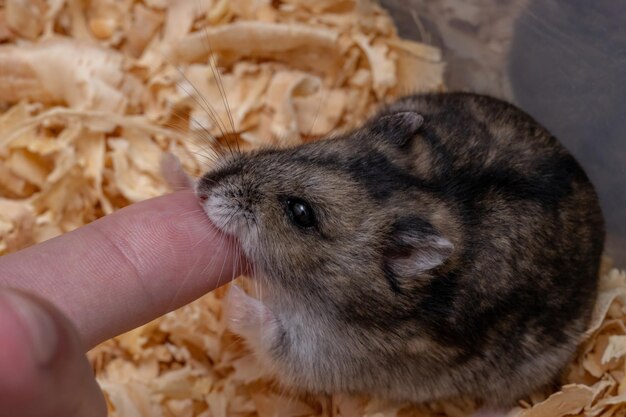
[191,228,219,250]
[211,207,241,291]
[172,67,230,140]
[307,82,328,138]
[184,149,220,164]
[165,245,203,313]
[196,18,238,153]
[162,108,217,147]
[176,208,205,217]
[208,51,236,136]
[194,226,230,297]
[195,175,218,185]
[171,13,247,160]
[158,112,221,165]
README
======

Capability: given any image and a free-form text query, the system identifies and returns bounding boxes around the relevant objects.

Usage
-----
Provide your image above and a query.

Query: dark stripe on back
[292,148,433,201]
[345,150,432,200]
[382,262,403,294]
[294,146,581,214]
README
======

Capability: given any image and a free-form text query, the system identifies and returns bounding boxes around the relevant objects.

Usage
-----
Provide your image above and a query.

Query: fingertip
[140,190,247,279]
[0,190,245,352]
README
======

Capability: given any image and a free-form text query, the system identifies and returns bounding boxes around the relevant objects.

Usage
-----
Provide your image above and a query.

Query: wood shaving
[0,1,622,417]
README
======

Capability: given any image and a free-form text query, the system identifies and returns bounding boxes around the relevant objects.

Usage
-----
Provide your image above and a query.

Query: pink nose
[198,194,208,203]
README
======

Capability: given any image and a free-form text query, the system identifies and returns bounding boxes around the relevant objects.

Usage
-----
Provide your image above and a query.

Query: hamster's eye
[286,198,316,228]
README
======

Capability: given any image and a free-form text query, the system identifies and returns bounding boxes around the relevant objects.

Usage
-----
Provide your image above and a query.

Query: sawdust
[0,0,623,416]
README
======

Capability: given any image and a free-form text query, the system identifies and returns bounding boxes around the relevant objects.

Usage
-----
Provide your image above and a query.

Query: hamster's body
[196,93,605,406]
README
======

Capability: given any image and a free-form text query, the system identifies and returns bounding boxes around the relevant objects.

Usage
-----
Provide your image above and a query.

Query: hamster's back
[382,92,605,402]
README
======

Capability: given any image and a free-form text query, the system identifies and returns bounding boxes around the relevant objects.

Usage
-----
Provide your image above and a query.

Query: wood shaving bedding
[0,0,622,416]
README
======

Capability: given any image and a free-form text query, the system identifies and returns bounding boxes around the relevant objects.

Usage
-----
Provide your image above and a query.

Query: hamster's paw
[160,151,194,190]
[225,284,276,348]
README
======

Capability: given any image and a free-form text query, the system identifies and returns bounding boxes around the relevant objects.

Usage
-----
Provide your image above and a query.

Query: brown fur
[195,92,605,406]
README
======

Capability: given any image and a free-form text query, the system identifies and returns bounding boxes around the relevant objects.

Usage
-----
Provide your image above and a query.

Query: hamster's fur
[196,92,605,406]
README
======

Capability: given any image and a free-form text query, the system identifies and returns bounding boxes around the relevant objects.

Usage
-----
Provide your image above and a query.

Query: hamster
[194,92,605,407]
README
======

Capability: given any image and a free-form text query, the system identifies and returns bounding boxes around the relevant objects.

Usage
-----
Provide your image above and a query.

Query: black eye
[286,198,316,228]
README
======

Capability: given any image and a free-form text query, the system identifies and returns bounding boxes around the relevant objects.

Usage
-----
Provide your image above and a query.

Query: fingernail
[3,291,59,366]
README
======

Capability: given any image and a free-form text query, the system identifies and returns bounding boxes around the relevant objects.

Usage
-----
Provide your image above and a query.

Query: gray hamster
[195,92,605,407]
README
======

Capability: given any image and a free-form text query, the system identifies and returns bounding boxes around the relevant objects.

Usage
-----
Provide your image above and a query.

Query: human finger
[0,191,243,349]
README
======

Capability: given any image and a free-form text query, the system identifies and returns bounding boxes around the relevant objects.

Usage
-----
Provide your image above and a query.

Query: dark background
[381,0,626,265]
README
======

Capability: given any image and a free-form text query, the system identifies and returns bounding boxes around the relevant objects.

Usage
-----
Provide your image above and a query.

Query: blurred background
[381,0,626,265]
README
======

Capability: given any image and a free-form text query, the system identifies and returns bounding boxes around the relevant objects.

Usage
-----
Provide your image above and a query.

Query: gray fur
[196,92,605,406]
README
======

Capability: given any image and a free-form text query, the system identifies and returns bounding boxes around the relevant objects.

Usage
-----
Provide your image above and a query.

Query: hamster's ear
[368,111,424,147]
[384,216,453,284]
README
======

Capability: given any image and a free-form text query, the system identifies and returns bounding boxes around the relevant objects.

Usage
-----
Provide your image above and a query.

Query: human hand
[0,191,241,417]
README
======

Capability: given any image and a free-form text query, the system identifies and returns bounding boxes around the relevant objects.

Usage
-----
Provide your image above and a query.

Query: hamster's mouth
[196,194,259,275]
[204,211,257,279]
[199,194,240,235]
[195,188,266,282]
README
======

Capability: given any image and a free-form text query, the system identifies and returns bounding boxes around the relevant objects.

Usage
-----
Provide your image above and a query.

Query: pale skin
[0,190,241,417]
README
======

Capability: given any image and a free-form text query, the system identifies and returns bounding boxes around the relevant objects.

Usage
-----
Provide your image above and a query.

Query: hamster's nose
[196,174,218,200]
[195,177,215,205]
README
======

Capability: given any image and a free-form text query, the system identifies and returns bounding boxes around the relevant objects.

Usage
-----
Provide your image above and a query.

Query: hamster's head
[195,112,457,318]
